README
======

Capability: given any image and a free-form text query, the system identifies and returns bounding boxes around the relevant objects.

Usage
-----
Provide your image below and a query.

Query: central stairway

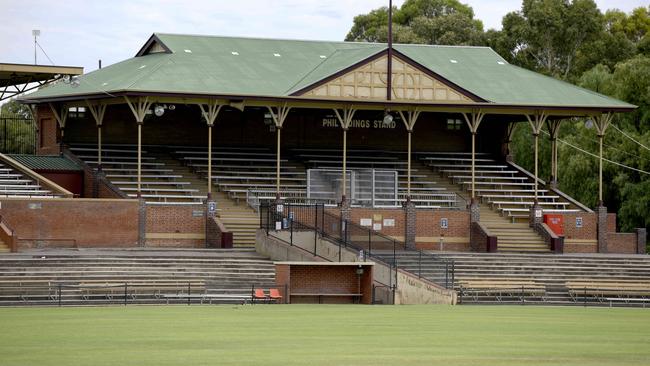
[479,207,549,253]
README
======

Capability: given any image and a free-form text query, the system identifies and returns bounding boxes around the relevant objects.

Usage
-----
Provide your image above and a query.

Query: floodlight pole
[387,0,393,101]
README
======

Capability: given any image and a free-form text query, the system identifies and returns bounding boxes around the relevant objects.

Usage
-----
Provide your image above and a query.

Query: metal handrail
[260,203,455,289]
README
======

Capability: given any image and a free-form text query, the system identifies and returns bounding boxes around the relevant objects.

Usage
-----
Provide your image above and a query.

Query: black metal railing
[260,202,455,289]
[0,113,36,154]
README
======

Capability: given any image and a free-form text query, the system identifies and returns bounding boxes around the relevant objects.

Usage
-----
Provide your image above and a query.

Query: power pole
[387,0,393,101]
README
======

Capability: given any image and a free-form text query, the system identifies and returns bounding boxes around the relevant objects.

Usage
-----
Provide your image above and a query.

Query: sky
[0,0,647,75]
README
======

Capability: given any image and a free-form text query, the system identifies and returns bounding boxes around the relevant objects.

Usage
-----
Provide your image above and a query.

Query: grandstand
[0,248,275,305]
[0,32,644,306]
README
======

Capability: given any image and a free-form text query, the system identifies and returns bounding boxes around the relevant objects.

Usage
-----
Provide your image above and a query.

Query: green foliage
[0,99,36,154]
[345,1,650,237]
[345,0,484,45]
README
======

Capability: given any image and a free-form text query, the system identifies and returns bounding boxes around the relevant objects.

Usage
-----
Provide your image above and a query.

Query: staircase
[479,207,550,253]
[154,153,259,248]
[212,191,259,247]
[0,239,9,253]
[421,156,553,253]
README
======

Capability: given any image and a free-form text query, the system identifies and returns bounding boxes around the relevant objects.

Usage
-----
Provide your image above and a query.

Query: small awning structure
[0,63,83,102]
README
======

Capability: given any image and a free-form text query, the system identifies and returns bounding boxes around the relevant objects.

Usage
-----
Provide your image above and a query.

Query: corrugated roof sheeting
[22,33,634,109]
[8,154,82,171]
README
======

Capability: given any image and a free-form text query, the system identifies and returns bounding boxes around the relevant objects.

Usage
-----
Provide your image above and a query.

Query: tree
[345,0,485,46]
[496,0,604,79]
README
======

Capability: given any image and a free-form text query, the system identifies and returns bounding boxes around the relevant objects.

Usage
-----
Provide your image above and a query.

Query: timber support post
[526,111,548,227]
[462,109,485,218]
[333,105,357,205]
[398,108,420,250]
[198,99,223,199]
[593,112,613,253]
[48,102,68,155]
[124,96,152,197]
[546,119,562,189]
[266,103,291,199]
[85,100,107,171]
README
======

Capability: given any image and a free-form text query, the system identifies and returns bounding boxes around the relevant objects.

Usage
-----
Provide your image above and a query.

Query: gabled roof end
[135,34,172,57]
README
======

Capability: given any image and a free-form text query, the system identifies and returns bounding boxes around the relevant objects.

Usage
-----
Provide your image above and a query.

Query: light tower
[32,29,40,65]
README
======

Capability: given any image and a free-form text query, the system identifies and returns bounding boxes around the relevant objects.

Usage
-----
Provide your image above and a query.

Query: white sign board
[440,218,449,229]
[360,218,372,227]
[276,204,284,213]
[535,209,543,218]
[275,221,282,230]
[373,223,382,231]
[576,217,583,228]
[383,218,395,227]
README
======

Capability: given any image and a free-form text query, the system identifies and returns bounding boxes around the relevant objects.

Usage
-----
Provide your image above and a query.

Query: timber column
[526,112,548,227]
[593,112,613,253]
[398,109,420,250]
[462,109,484,223]
[333,105,356,217]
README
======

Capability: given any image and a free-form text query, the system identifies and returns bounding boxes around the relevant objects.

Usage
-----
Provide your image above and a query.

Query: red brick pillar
[404,199,416,250]
[529,203,542,227]
[138,198,146,247]
[636,228,646,254]
[597,205,608,253]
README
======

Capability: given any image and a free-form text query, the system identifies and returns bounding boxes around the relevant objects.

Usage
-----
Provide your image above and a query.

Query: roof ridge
[154,32,493,50]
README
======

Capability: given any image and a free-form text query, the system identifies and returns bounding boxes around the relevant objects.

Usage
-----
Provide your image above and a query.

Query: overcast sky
[0,0,647,74]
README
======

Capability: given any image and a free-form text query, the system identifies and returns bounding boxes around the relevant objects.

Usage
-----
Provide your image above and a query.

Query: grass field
[0,305,649,366]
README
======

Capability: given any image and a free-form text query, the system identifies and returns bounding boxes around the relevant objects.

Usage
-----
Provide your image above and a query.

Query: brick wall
[607,233,637,254]
[145,204,206,247]
[607,213,617,232]
[347,208,470,251]
[206,216,233,248]
[559,212,598,253]
[0,198,139,249]
[276,263,373,304]
[415,210,470,251]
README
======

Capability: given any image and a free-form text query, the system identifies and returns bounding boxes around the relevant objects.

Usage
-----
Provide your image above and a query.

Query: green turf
[0,305,649,366]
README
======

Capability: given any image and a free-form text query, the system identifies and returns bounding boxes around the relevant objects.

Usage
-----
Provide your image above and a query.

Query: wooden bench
[458,279,546,302]
[566,281,650,302]
[79,281,206,301]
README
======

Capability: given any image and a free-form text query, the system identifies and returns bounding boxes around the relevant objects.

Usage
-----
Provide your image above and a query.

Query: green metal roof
[22,33,635,109]
[8,154,82,171]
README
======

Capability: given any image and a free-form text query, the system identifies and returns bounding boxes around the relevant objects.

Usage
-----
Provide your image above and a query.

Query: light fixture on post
[383,110,393,125]
[154,105,165,117]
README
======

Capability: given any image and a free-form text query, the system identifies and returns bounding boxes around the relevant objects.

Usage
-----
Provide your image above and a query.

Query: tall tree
[495,0,603,79]
[345,0,484,46]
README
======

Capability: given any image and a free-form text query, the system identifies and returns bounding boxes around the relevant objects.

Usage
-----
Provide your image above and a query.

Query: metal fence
[307,169,398,208]
[259,202,456,290]
[0,112,36,154]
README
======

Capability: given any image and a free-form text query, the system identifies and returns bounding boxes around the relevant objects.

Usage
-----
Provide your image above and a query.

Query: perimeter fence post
[418,251,422,279]
[124,283,127,306]
[290,217,293,246]
[188,282,191,305]
[58,284,61,307]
